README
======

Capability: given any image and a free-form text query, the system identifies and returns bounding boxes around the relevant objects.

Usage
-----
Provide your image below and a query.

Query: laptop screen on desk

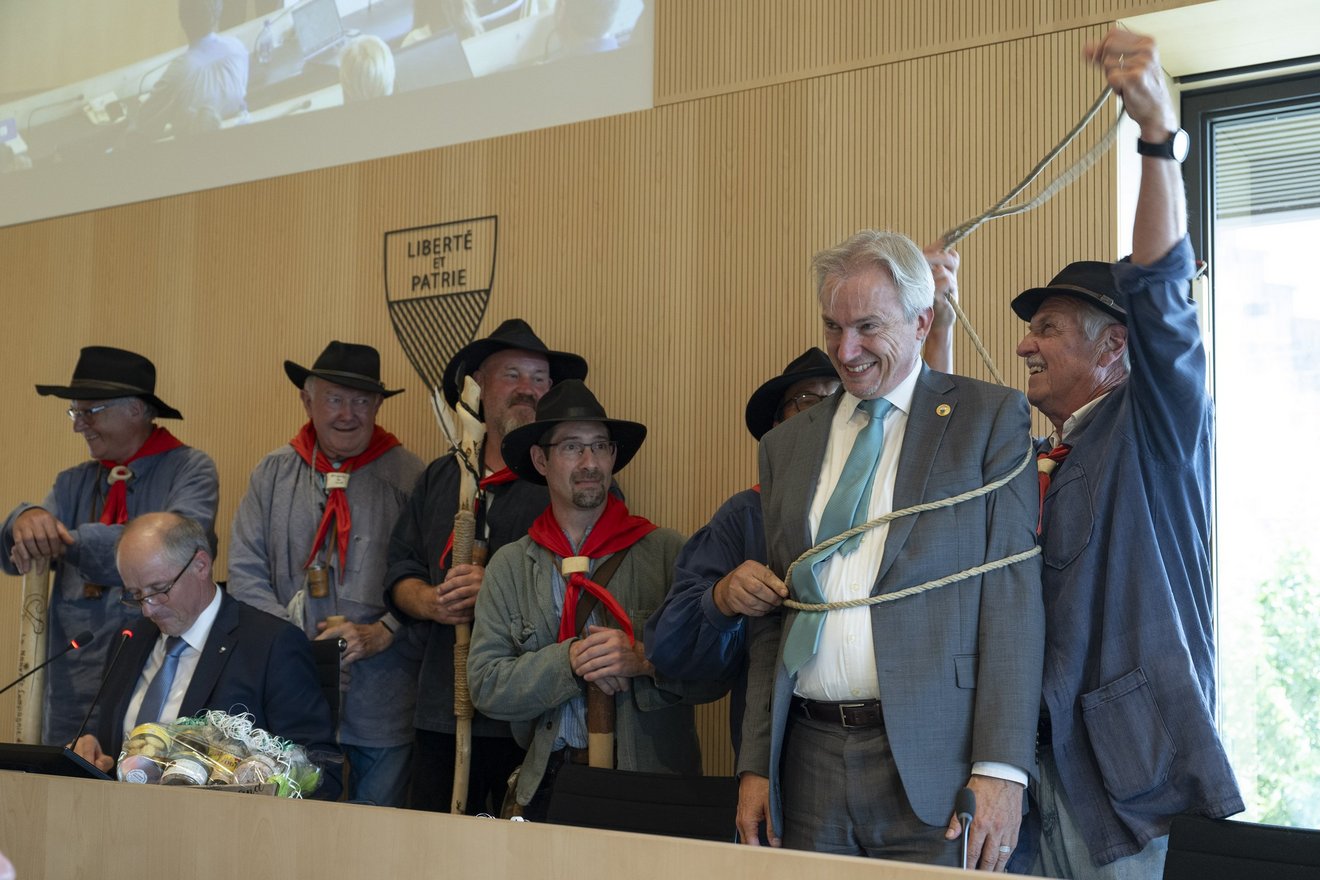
[293,0,345,58]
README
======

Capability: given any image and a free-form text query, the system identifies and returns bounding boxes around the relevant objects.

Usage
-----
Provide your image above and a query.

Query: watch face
[1171,128,1190,163]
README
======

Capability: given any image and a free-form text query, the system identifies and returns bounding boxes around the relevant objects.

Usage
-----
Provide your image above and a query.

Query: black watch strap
[1136,129,1189,163]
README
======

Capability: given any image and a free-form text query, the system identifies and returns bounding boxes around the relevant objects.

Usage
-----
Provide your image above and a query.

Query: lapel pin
[936,404,952,417]
[219,646,227,653]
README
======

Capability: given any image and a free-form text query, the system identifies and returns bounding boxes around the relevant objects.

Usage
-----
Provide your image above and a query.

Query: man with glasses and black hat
[2,346,219,747]
[1011,30,1241,879]
[467,380,726,820]
[72,512,341,800]
[384,318,589,813]
[227,340,424,806]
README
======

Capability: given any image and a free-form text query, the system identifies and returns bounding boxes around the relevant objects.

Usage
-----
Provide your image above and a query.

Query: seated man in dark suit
[72,512,341,799]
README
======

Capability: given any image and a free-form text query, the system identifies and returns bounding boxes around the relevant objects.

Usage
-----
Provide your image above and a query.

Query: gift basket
[116,709,324,797]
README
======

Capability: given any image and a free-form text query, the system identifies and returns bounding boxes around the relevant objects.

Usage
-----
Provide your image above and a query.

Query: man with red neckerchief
[468,380,727,820]
[228,340,424,806]
[384,319,590,814]
[2,345,219,747]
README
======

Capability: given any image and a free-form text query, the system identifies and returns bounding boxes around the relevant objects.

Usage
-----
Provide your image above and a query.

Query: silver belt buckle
[838,701,867,728]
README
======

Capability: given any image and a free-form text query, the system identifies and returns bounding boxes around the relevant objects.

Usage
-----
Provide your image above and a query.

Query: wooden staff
[445,376,485,814]
[586,686,615,769]
[562,556,615,769]
[15,557,52,743]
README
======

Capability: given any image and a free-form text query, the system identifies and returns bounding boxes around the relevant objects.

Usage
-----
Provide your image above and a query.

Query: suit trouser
[780,714,959,865]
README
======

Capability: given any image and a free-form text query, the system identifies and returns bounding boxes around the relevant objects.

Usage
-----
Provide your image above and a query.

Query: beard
[494,393,539,438]
[570,468,607,510]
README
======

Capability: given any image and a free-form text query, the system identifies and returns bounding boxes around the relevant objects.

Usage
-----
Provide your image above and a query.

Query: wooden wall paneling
[654,0,1207,106]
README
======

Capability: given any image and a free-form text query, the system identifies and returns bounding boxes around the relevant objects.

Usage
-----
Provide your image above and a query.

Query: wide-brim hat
[1011,261,1127,323]
[442,318,588,407]
[284,340,404,398]
[501,379,647,485]
[744,347,840,440]
[35,346,183,420]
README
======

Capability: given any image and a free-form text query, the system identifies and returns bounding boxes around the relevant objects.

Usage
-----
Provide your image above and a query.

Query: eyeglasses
[67,402,120,422]
[120,550,199,607]
[541,439,617,461]
[778,392,828,420]
[316,392,380,413]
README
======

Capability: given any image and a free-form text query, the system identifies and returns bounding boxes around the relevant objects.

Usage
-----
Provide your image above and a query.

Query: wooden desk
[0,770,970,880]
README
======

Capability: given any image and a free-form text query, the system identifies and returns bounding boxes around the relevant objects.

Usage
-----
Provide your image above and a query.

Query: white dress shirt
[794,361,1025,786]
[122,585,223,742]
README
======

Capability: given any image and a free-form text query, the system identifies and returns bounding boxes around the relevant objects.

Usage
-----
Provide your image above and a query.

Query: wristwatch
[1137,129,1189,162]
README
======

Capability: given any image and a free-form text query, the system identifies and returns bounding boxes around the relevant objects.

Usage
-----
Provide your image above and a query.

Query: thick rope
[783,449,1038,611]
[937,87,1124,385]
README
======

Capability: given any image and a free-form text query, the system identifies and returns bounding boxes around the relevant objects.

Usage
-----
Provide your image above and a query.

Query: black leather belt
[551,746,589,767]
[794,697,884,729]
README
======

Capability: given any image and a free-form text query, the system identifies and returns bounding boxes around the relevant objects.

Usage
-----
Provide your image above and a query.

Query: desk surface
[0,770,982,880]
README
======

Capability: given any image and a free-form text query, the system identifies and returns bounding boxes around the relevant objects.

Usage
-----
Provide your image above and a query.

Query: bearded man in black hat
[2,346,219,746]
[384,318,589,813]
[467,380,726,821]
[227,340,424,806]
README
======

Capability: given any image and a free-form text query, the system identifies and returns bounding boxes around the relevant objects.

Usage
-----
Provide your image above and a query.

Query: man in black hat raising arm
[468,380,725,819]
[227,340,424,806]
[1014,29,1241,879]
[2,345,219,746]
[384,318,588,813]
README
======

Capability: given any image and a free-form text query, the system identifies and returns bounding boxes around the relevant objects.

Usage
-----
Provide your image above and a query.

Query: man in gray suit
[734,229,1043,870]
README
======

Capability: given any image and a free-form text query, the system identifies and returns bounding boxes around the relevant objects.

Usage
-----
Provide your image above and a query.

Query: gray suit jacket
[737,366,1044,828]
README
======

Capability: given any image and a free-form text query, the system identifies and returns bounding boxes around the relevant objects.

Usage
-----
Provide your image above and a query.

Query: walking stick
[447,376,485,814]
[561,555,619,769]
[586,685,614,769]
[15,557,52,743]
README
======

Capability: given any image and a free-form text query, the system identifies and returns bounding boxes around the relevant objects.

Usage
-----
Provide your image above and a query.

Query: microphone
[955,786,976,870]
[69,629,135,747]
[0,630,94,696]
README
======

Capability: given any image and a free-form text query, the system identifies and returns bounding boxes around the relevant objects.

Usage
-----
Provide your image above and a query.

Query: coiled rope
[782,88,1121,608]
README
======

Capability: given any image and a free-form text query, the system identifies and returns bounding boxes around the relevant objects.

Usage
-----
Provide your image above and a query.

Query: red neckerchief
[289,422,401,571]
[438,466,519,569]
[751,484,761,493]
[1036,443,1072,535]
[527,494,656,644]
[98,427,186,525]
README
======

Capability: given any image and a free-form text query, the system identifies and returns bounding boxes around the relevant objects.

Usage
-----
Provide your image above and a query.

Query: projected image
[0,0,651,228]
[1,0,644,162]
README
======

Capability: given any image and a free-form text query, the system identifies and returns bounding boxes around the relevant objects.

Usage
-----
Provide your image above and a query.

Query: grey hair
[115,512,208,569]
[157,515,210,568]
[811,229,934,322]
[102,396,156,423]
[1071,299,1132,373]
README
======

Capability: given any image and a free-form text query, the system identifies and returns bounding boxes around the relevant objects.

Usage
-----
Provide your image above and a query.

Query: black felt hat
[284,340,404,398]
[501,380,647,485]
[36,346,184,420]
[1011,261,1127,323]
[441,318,588,407]
[744,347,840,440]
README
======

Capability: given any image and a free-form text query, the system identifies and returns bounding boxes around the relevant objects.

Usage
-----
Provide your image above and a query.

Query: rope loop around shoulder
[783,447,1038,611]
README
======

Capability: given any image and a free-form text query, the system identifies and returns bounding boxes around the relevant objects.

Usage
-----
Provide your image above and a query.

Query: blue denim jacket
[644,486,764,756]
[1038,237,1243,866]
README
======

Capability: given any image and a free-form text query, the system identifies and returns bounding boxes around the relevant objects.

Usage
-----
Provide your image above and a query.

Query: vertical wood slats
[655,0,1204,106]
[1,6,1128,775]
